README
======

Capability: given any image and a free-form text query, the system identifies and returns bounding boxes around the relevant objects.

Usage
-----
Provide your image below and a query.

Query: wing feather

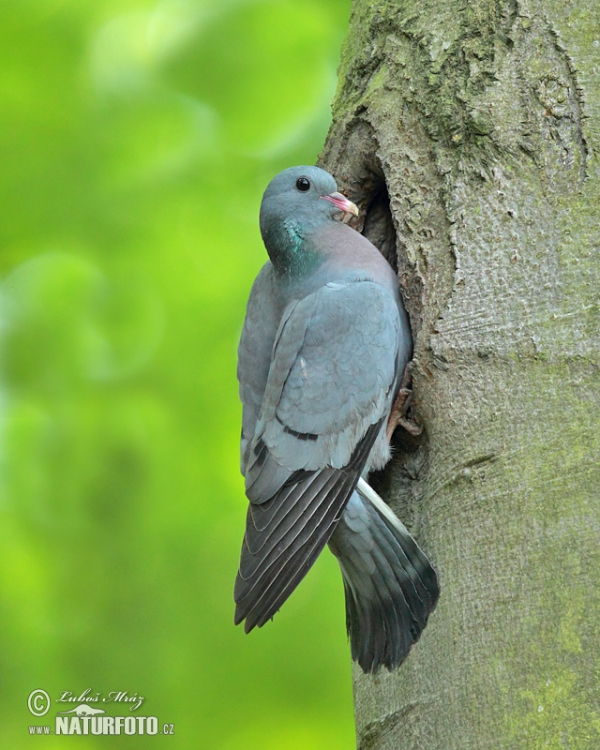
[234,422,383,630]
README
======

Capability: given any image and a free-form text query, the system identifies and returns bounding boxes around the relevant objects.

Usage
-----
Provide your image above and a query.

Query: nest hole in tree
[360,178,398,274]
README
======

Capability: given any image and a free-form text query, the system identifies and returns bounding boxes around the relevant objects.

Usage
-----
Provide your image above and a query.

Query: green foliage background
[0,1,354,746]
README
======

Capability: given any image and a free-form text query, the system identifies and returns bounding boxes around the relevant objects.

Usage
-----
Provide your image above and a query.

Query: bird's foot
[386,378,422,442]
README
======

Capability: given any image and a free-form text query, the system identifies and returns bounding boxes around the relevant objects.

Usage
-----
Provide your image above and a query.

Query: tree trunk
[319,1,600,748]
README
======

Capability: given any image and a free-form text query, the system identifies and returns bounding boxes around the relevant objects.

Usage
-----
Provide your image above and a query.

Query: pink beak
[321,192,359,218]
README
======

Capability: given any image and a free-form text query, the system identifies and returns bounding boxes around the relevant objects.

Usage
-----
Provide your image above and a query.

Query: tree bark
[319,1,600,748]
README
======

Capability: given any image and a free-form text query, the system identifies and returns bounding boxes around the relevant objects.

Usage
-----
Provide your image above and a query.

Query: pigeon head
[259,166,358,276]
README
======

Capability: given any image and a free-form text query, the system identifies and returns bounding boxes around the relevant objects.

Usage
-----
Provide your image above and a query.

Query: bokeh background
[0,1,355,747]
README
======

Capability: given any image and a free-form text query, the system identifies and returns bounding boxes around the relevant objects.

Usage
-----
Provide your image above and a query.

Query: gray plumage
[235,165,439,672]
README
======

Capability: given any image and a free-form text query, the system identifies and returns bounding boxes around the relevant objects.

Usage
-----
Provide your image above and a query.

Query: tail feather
[328,480,439,673]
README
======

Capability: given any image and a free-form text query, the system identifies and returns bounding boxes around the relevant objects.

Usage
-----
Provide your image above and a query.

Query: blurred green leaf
[0,1,353,748]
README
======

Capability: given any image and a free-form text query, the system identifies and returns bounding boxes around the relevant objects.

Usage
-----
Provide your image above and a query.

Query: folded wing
[235,280,402,629]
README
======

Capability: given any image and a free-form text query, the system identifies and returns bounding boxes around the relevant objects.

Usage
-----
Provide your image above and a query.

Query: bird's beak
[321,192,359,219]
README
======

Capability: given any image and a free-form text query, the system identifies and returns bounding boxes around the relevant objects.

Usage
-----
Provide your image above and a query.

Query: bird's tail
[328,478,439,673]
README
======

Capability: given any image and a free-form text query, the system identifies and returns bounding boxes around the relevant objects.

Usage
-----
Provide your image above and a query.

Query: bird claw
[386,379,422,441]
[397,415,423,437]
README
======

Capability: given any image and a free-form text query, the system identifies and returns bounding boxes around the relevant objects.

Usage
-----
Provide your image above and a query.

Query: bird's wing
[235,279,401,630]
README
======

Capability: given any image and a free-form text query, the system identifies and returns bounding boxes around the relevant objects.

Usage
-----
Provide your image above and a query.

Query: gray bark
[319,1,600,748]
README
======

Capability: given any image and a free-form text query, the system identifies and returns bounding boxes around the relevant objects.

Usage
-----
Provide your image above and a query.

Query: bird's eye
[296,177,311,192]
